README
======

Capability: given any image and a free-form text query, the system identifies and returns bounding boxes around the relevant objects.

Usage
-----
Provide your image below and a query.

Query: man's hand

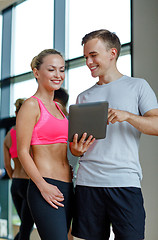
[108,108,129,124]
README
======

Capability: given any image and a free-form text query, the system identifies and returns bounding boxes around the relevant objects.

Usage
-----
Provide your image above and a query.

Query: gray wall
[133,0,158,239]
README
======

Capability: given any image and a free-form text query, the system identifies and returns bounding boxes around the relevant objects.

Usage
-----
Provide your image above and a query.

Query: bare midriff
[32,143,71,182]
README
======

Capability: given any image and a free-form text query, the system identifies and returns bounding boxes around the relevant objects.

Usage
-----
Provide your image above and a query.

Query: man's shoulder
[124,75,149,88]
[127,75,147,83]
[77,84,97,98]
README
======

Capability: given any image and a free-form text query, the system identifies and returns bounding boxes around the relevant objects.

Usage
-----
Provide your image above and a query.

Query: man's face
[83,38,113,79]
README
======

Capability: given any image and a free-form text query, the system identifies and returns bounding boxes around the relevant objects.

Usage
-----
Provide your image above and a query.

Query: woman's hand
[69,132,95,157]
[40,182,64,209]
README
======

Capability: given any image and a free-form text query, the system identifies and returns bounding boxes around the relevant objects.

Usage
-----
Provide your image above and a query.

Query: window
[66,0,131,106]
[11,0,54,76]
[67,0,131,59]
[0,14,2,79]
[10,79,38,115]
[68,65,96,105]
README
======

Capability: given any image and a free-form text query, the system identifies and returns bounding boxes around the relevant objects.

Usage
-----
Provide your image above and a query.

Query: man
[70,29,158,240]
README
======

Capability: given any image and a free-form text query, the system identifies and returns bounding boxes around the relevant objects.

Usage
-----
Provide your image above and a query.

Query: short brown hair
[82,29,121,59]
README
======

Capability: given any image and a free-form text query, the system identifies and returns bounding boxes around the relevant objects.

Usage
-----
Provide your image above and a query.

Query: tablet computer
[68,101,109,142]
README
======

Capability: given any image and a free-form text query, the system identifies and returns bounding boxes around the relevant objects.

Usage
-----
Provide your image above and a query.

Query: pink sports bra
[31,96,68,145]
[9,128,18,158]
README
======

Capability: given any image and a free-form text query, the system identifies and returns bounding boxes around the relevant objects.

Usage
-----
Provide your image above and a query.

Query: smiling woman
[31,49,65,91]
[16,49,74,240]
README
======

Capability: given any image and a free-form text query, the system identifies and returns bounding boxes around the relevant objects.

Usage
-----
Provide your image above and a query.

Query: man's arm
[108,108,158,135]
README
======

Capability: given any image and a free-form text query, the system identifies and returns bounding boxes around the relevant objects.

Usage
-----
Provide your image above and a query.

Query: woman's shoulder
[22,96,39,110]
[17,96,40,118]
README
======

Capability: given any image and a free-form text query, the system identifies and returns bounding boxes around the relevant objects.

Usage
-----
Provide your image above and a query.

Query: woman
[3,98,34,240]
[16,49,94,240]
[16,49,76,240]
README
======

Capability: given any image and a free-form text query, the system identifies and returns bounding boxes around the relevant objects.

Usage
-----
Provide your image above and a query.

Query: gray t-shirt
[76,75,158,188]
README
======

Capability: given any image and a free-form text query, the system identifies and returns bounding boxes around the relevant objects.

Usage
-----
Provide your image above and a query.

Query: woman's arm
[3,132,13,178]
[16,98,64,209]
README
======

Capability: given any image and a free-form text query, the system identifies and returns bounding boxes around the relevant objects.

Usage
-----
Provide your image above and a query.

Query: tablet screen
[68,101,109,142]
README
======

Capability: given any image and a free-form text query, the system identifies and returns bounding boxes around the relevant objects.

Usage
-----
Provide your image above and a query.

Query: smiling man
[71,29,158,240]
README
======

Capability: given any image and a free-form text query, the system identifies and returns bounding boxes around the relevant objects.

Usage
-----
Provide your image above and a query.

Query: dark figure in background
[3,98,34,240]
[54,87,69,117]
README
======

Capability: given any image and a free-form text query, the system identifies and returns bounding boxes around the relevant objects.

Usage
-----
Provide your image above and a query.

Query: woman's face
[34,54,65,91]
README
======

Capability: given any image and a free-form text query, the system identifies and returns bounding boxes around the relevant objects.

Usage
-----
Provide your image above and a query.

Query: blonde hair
[30,49,64,70]
[14,98,25,113]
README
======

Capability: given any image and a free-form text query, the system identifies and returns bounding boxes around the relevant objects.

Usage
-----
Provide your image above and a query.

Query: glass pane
[117,54,131,77]
[11,0,54,76]
[68,65,97,106]
[0,14,2,79]
[68,55,131,106]
[67,0,131,59]
[10,79,38,115]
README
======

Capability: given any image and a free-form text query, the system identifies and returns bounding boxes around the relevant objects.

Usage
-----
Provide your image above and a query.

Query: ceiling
[0,0,20,13]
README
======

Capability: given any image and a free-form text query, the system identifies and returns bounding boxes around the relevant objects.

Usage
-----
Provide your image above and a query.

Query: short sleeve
[138,79,158,115]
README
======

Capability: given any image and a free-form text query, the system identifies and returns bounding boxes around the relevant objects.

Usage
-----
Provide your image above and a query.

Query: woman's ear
[33,68,38,79]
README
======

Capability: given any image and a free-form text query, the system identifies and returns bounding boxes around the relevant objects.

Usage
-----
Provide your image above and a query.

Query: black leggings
[11,178,34,240]
[28,178,74,240]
